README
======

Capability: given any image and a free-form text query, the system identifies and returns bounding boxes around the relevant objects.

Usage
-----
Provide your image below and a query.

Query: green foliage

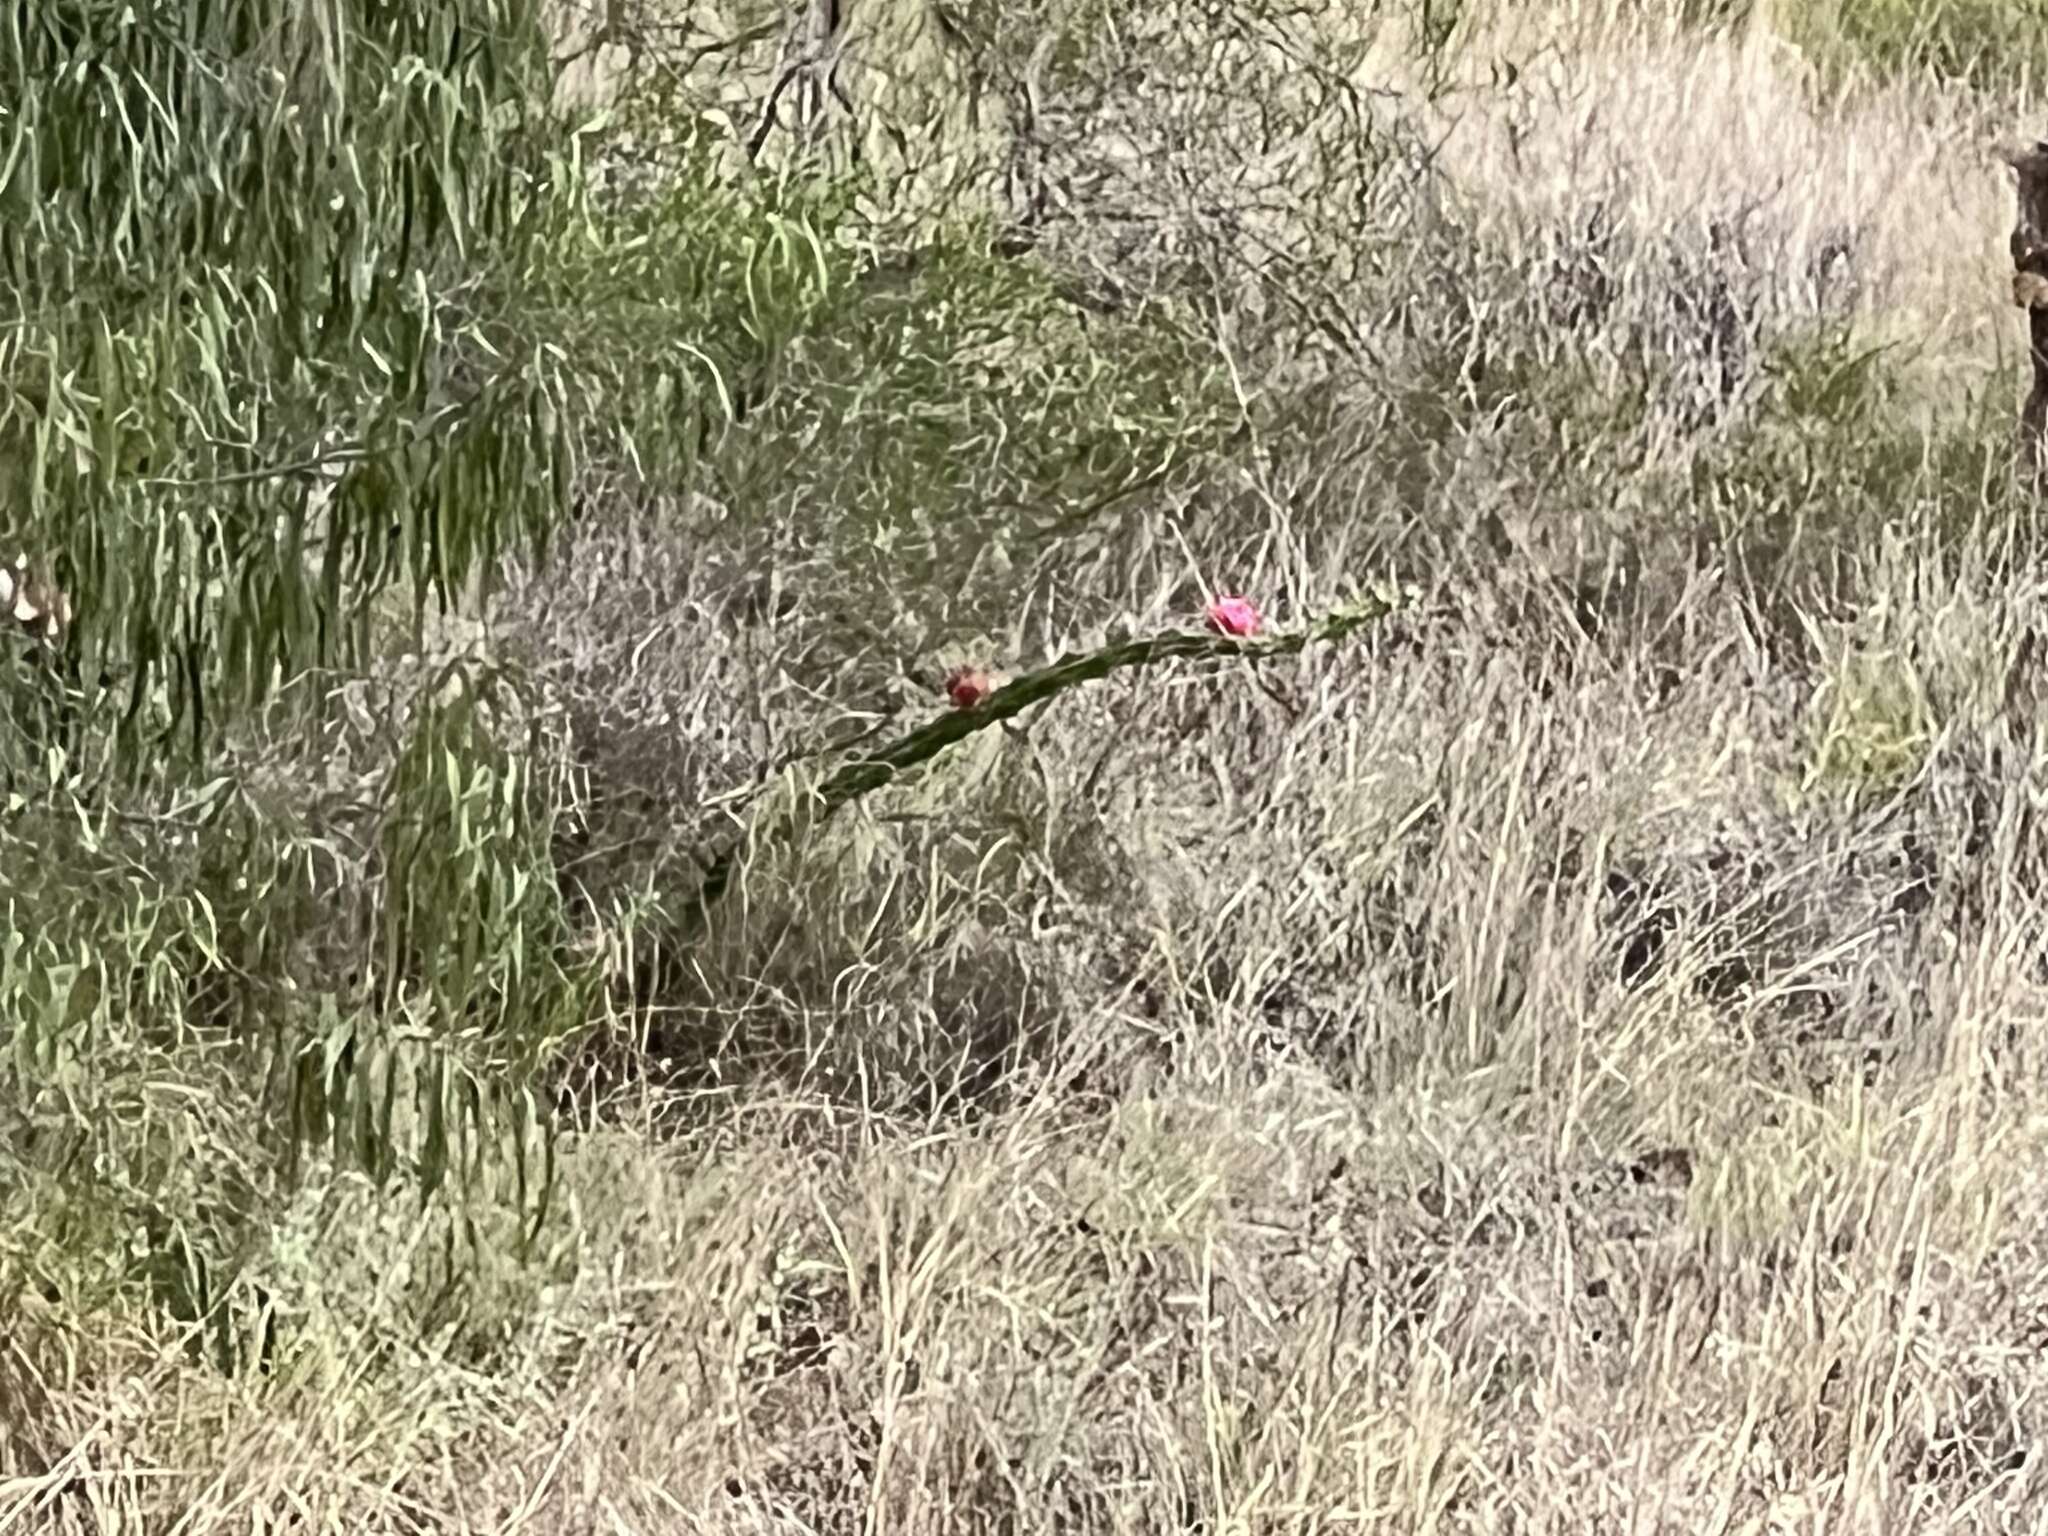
[701,222,1248,665]
[515,126,856,496]
[0,669,577,1356]
[0,0,573,765]
[375,665,593,1053]
[1802,642,1933,797]
[0,0,1281,1360]
[1740,0,2048,91]
[0,0,626,1361]
[1687,324,2015,627]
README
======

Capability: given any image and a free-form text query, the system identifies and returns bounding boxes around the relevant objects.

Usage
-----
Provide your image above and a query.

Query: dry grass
[12,1,2048,1532]
[1422,0,2030,413]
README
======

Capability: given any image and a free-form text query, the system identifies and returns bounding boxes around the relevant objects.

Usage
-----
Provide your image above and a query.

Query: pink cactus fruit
[945,665,996,709]
[1205,594,1263,638]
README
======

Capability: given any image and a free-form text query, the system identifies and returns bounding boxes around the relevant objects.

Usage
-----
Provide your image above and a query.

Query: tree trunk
[2003,140,2048,485]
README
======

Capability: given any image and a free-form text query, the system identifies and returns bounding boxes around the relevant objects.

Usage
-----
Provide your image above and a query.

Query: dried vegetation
[6,0,2048,1529]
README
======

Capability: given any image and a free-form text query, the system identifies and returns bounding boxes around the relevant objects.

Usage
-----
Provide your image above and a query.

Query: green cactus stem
[682,588,1410,935]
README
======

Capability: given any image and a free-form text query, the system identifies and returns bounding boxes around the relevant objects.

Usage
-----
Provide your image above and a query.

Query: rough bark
[2004,139,2048,482]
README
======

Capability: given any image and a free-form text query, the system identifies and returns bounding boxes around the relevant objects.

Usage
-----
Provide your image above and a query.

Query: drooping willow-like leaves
[0,0,570,775]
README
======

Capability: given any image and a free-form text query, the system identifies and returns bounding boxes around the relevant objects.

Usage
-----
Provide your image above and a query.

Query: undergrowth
[5,0,2048,1530]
